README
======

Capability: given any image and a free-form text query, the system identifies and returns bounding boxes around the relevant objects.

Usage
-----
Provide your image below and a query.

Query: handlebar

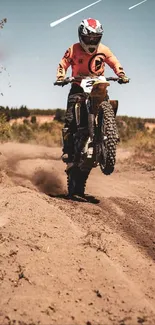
[54,76,129,86]
[54,77,75,86]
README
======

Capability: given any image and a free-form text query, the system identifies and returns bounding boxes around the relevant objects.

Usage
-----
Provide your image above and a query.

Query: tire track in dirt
[54,195,155,317]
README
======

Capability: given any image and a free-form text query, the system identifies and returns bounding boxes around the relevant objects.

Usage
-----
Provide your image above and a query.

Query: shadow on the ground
[49,193,100,204]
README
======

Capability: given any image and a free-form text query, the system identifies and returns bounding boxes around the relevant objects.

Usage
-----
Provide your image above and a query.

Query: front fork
[74,97,103,163]
[85,98,98,160]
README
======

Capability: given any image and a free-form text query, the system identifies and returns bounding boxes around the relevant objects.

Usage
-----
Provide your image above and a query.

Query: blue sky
[0,0,154,117]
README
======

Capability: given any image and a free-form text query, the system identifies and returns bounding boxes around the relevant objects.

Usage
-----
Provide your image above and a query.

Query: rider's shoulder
[63,43,79,57]
[72,42,82,50]
[69,43,84,55]
[98,43,110,53]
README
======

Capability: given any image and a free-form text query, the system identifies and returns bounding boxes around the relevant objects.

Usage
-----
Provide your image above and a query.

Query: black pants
[64,84,88,132]
[62,83,110,157]
[64,83,109,132]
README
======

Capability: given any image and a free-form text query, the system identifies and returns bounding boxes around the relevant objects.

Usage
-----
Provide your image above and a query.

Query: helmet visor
[81,34,102,46]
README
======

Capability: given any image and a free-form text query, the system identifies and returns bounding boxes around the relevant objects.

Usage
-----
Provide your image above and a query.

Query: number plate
[80,76,106,93]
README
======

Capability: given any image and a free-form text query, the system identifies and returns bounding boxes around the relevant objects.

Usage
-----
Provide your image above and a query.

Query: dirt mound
[0,143,155,325]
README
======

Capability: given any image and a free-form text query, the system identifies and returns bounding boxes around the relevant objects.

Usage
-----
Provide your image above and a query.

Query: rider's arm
[104,46,126,77]
[56,47,72,80]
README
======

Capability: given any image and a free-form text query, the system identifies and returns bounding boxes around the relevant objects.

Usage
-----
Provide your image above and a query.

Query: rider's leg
[62,84,84,162]
[61,126,74,162]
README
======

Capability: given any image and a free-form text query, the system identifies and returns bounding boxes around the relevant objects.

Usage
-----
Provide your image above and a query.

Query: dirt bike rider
[56,18,129,162]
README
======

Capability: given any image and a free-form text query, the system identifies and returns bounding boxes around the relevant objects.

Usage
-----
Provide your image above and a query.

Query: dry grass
[31,129,62,147]
[0,116,63,147]
[0,114,154,171]
[125,131,155,171]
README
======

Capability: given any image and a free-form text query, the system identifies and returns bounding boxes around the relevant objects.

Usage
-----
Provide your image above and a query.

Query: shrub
[0,113,12,141]
[11,122,34,143]
[54,109,65,123]
[31,115,37,124]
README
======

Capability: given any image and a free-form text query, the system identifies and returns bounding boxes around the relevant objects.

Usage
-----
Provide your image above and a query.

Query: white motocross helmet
[78,18,103,55]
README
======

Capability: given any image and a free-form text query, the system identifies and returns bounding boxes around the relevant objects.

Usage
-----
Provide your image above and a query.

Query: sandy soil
[9,115,55,126]
[0,142,155,325]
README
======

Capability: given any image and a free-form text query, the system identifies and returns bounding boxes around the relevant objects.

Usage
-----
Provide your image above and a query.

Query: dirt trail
[0,142,155,325]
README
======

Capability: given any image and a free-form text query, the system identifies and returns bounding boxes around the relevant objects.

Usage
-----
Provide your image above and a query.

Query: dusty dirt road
[0,142,155,325]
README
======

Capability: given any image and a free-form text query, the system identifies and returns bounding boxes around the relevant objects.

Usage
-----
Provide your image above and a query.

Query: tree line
[0,105,155,125]
[0,106,65,122]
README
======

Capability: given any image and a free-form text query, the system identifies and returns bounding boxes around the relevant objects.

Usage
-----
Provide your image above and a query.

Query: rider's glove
[57,76,65,82]
[54,75,66,87]
[118,74,130,84]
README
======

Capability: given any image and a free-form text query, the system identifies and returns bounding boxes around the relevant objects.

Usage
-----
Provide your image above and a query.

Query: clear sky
[0,0,154,117]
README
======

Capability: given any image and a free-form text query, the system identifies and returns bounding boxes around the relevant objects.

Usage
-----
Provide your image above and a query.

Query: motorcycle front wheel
[99,101,118,175]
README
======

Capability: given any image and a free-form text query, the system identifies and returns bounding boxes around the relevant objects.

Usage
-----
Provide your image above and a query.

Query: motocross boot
[61,127,74,163]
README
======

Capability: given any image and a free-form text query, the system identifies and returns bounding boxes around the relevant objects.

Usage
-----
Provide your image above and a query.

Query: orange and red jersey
[57,42,125,81]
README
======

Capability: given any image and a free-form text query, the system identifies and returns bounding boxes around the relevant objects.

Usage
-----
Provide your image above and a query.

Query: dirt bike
[54,75,129,197]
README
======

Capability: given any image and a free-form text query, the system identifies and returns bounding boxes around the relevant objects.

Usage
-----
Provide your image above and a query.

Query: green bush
[23,118,29,125]
[11,122,34,143]
[116,116,148,142]
[0,114,12,141]
[31,115,37,124]
[54,109,65,123]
